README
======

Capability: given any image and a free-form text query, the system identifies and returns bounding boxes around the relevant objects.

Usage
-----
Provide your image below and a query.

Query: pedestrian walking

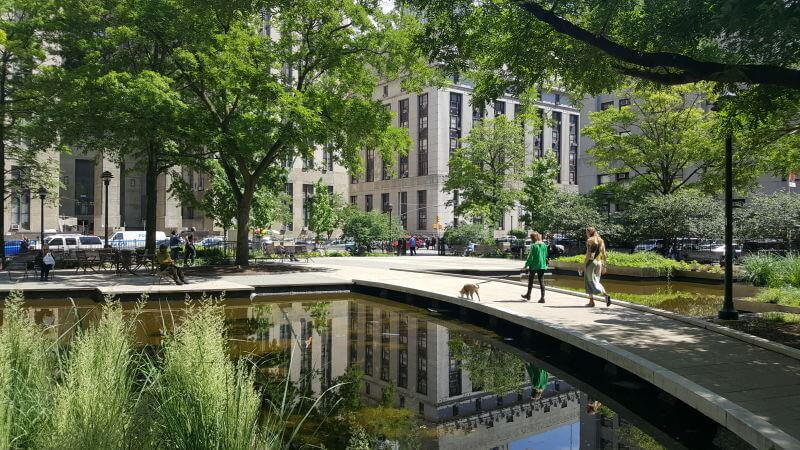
[521,231,548,303]
[169,230,181,261]
[583,227,611,307]
[409,236,417,255]
[184,227,196,266]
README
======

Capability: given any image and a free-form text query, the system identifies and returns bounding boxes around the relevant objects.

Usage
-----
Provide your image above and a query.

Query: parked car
[42,234,104,251]
[634,239,663,253]
[711,244,743,262]
[325,240,355,253]
[4,239,34,256]
[198,236,224,248]
[109,231,168,249]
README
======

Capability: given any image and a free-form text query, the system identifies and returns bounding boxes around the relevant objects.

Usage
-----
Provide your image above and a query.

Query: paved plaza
[4,254,800,449]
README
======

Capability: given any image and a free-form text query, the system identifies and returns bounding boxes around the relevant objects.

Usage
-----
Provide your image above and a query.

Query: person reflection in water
[526,363,550,401]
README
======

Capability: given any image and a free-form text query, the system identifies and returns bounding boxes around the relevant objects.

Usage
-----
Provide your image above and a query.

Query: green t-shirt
[524,242,548,270]
[526,364,549,390]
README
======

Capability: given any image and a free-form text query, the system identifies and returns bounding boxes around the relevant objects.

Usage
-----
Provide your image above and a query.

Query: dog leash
[475,274,516,285]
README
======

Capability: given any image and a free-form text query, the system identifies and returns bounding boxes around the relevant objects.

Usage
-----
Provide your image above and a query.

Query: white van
[109,231,168,249]
[44,234,104,251]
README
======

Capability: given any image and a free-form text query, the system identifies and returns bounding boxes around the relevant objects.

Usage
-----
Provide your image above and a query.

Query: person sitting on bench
[156,244,186,285]
[39,244,55,281]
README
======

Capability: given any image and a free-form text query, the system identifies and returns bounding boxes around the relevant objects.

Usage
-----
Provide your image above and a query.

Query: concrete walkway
[3,255,799,449]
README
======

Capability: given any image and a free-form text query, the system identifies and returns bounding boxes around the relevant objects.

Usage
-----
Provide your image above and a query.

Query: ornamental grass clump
[149,300,265,449]
[48,298,141,450]
[743,253,800,288]
[0,291,55,449]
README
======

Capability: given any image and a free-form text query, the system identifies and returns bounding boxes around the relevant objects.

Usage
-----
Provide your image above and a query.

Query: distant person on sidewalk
[184,228,196,266]
[521,231,548,303]
[20,237,30,253]
[409,236,417,255]
[169,230,181,261]
[157,244,186,285]
[583,227,611,307]
[39,244,55,281]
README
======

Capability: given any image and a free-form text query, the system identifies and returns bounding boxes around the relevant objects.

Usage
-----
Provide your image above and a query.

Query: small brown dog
[459,283,481,301]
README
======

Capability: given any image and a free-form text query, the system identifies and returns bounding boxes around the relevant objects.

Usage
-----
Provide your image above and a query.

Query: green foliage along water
[555,251,722,277]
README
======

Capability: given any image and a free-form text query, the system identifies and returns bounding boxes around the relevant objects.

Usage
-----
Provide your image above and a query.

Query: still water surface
[15,294,748,449]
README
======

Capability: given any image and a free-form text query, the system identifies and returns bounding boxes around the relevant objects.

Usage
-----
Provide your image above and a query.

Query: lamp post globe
[100,171,114,247]
[37,188,47,244]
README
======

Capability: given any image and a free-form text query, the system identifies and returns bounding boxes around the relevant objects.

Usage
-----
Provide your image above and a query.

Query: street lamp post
[712,93,739,321]
[37,188,47,244]
[101,171,114,247]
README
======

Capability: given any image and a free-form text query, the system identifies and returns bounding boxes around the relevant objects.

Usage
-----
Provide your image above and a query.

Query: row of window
[281,183,333,231]
[600,98,631,111]
[350,190,427,230]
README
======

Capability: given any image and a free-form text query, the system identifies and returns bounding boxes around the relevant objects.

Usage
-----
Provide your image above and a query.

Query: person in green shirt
[522,231,549,302]
[526,363,550,400]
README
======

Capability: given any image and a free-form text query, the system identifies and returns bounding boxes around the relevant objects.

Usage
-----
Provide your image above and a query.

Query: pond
[540,273,759,298]
[11,294,751,449]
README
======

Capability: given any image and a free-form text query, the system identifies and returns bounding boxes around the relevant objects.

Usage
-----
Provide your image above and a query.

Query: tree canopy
[444,116,526,226]
[622,190,723,247]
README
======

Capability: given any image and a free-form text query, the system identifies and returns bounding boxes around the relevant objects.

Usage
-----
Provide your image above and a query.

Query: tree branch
[513,0,800,88]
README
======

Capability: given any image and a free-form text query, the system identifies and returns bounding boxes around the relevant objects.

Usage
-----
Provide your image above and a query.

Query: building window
[418,93,429,176]
[302,184,314,227]
[399,192,408,230]
[365,194,373,212]
[380,311,390,382]
[399,154,409,178]
[494,100,505,116]
[449,93,462,156]
[619,98,631,108]
[417,320,428,395]
[600,100,614,111]
[569,114,579,185]
[381,193,390,213]
[597,174,613,185]
[364,306,373,376]
[449,348,462,397]
[452,190,460,227]
[399,98,409,128]
[554,93,561,105]
[322,148,334,172]
[382,159,391,180]
[284,183,294,231]
[551,111,562,183]
[350,174,358,184]
[350,195,357,206]
[418,402,424,415]
[616,172,630,181]
[383,85,388,97]
[534,109,544,158]
[365,149,375,182]
[417,190,427,230]
[398,315,408,389]
[472,104,486,122]
[302,154,314,171]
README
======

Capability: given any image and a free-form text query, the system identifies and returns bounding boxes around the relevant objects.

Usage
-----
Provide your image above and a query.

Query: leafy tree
[444,116,526,226]
[308,179,345,242]
[52,0,196,254]
[341,209,401,255]
[448,334,526,394]
[622,190,723,249]
[735,192,800,243]
[442,223,493,246]
[171,2,427,265]
[409,1,800,180]
[0,0,62,259]
[583,84,728,196]
[519,155,560,233]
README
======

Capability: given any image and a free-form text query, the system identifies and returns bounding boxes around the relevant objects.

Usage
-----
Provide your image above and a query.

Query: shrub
[555,251,693,276]
[49,299,139,450]
[0,291,54,449]
[149,300,265,449]
[743,253,800,288]
[443,223,493,246]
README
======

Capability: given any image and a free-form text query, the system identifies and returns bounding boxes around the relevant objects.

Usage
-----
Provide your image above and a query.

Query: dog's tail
[475,284,480,290]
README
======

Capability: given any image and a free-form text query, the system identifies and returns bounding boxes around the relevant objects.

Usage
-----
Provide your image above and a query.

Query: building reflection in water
[12,296,663,450]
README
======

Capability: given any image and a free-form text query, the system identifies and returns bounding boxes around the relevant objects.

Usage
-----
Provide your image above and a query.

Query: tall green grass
[743,253,800,288]
[48,298,141,450]
[0,291,54,449]
[554,251,716,276]
[148,300,267,449]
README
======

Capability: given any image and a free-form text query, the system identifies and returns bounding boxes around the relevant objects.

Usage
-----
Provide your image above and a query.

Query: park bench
[6,252,38,280]
[449,245,466,256]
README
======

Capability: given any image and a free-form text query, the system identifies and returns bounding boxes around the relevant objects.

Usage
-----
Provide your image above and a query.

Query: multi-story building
[349,78,582,238]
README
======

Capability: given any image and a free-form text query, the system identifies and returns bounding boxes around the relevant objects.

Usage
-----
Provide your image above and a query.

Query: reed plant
[743,253,800,288]
[148,300,266,449]
[46,298,141,450]
[0,291,55,449]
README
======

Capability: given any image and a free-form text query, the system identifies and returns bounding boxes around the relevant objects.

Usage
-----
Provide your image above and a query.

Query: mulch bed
[714,314,800,350]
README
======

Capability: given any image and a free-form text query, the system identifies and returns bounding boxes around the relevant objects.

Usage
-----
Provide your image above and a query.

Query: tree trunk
[0,135,5,265]
[145,145,158,254]
[234,189,254,266]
